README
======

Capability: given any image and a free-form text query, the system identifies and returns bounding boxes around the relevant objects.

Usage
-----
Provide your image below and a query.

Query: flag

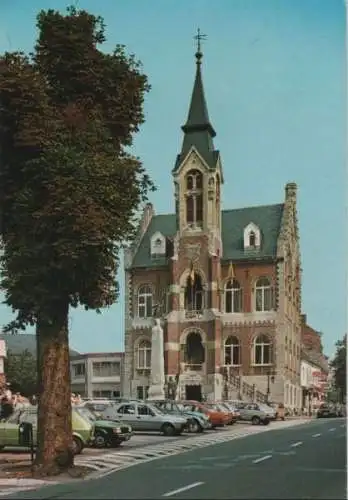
[228,261,234,278]
[190,261,195,283]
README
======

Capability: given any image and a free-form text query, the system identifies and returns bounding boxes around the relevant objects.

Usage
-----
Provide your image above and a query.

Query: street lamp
[266,369,276,404]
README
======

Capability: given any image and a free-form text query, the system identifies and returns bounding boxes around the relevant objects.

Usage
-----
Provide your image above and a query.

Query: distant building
[301,314,323,353]
[70,352,124,399]
[300,347,329,411]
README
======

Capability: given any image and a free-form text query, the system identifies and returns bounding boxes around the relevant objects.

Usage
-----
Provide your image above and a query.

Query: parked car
[149,400,210,433]
[218,402,240,423]
[0,406,93,454]
[181,401,230,428]
[204,403,234,425]
[109,402,187,436]
[74,406,132,448]
[238,403,271,425]
[258,403,277,420]
[317,404,339,419]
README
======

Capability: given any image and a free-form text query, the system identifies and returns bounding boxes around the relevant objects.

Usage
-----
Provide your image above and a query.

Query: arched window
[225,279,242,313]
[137,285,153,318]
[255,277,272,312]
[249,231,256,247]
[185,170,203,228]
[137,340,151,369]
[253,334,272,365]
[224,336,241,366]
[185,272,204,317]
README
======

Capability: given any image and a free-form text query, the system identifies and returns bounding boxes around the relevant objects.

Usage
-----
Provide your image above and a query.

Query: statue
[147,318,165,400]
[167,376,178,400]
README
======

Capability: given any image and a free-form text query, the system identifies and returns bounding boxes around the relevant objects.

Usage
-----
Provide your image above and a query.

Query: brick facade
[122,49,303,408]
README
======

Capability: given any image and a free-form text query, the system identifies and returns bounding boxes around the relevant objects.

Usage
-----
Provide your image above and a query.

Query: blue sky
[0,0,345,356]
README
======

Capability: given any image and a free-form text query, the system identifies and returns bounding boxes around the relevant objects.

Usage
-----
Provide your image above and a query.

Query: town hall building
[123,44,303,408]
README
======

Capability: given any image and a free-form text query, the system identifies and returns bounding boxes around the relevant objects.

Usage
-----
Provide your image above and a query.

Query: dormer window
[249,231,256,247]
[150,232,166,257]
[243,222,261,250]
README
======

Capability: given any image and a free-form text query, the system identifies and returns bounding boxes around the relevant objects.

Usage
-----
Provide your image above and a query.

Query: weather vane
[194,28,207,54]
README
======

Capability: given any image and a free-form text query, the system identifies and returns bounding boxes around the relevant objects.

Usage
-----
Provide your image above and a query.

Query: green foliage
[330,335,346,402]
[0,6,155,329]
[4,349,37,396]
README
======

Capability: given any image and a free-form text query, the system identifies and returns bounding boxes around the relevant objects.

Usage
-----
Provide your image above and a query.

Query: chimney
[285,182,297,201]
[301,313,307,325]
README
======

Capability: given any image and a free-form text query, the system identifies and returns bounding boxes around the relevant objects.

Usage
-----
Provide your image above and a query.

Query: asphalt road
[7,418,347,499]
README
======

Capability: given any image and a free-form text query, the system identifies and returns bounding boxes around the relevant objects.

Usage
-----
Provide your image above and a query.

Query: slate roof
[131,203,284,269]
[173,52,219,171]
[0,334,80,358]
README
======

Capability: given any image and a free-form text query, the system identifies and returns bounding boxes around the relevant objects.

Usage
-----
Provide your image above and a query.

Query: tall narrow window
[225,279,242,313]
[249,231,256,247]
[224,336,241,366]
[185,169,203,228]
[137,340,151,369]
[255,277,272,312]
[137,285,153,318]
[253,334,272,365]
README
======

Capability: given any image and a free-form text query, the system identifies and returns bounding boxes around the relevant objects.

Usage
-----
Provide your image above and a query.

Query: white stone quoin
[147,319,166,400]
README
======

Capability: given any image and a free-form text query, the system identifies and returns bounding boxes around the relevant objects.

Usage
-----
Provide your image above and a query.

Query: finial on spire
[194,28,207,63]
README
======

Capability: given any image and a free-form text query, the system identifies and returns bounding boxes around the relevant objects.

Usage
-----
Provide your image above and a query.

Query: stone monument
[147,317,166,401]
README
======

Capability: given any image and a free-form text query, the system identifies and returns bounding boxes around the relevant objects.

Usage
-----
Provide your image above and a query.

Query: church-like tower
[173,44,223,242]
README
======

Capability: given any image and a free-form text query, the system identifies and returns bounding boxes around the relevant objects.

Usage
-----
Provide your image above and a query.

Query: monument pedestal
[148,318,165,402]
[147,384,165,401]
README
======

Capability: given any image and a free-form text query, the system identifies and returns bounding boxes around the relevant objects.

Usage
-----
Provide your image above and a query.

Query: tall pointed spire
[175,29,218,170]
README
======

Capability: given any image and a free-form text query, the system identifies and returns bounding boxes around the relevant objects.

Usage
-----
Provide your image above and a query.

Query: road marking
[312,433,321,437]
[252,455,272,464]
[329,428,336,432]
[340,424,345,428]
[290,441,302,448]
[162,482,204,497]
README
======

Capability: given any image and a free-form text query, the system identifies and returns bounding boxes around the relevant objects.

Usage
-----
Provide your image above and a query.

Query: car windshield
[76,407,97,423]
[176,403,186,411]
[147,404,164,416]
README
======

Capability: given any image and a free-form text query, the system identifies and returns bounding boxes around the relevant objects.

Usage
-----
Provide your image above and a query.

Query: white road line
[312,433,321,437]
[340,424,345,428]
[290,441,302,448]
[252,455,272,464]
[162,482,204,497]
[329,428,336,432]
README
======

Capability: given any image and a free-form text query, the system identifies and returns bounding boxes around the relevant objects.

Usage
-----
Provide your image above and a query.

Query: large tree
[330,335,346,403]
[4,349,38,396]
[0,6,153,475]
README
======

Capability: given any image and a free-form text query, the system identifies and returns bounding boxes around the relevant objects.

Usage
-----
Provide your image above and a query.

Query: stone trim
[164,342,180,351]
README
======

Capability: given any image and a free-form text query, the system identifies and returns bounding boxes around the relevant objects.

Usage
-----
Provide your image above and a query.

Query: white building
[70,352,124,399]
[300,348,329,412]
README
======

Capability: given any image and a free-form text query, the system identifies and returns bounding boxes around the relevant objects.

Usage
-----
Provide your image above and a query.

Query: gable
[131,203,284,269]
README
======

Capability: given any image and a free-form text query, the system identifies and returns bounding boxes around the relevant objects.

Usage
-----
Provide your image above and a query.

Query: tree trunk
[34,301,73,476]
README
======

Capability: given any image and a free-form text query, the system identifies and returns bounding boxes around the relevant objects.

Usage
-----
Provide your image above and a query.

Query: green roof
[173,53,219,171]
[0,333,80,358]
[131,203,284,269]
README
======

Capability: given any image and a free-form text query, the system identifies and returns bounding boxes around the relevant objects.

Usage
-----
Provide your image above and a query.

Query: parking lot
[0,421,253,462]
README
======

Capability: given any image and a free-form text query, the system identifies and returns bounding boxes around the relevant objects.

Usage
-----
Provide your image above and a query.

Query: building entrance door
[185,384,202,402]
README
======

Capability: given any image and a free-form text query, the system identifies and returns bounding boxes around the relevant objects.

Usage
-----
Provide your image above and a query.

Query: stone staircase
[224,372,268,404]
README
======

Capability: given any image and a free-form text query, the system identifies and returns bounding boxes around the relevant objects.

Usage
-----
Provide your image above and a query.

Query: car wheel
[94,432,107,448]
[188,419,201,433]
[262,418,270,426]
[161,423,176,436]
[72,436,84,455]
[251,416,261,425]
[111,441,122,448]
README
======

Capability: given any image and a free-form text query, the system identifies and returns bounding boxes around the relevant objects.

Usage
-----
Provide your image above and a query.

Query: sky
[0,0,345,357]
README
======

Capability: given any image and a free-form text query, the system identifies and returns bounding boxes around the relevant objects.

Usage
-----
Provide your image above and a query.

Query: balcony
[185,291,204,319]
[181,362,205,374]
